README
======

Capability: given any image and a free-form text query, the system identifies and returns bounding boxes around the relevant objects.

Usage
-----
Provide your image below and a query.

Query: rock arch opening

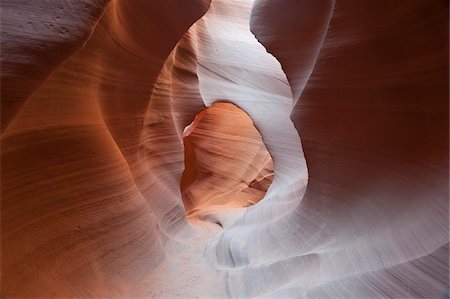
[181,102,274,226]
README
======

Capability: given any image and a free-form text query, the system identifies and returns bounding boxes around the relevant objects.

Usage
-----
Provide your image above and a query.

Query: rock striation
[1,0,448,298]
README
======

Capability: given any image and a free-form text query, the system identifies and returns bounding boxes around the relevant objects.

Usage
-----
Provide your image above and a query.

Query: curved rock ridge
[1,0,212,297]
[249,0,449,297]
[181,102,274,226]
[1,0,448,298]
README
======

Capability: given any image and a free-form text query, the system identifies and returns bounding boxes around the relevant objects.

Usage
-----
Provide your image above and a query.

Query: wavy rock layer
[251,0,449,297]
[1,0,448,298]
[1,0,212,297]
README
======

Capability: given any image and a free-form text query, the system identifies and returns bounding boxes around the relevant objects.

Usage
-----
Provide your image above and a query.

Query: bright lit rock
[1,0,448,298]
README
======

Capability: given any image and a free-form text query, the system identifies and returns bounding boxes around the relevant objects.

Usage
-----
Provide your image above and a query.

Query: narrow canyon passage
[181,102,274,226]
[141,0,308,295]
[1,0,448,298]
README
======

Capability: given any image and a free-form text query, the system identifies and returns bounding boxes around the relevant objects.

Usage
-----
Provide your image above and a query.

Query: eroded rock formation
[1,0,448,298]
[181,102,274,225]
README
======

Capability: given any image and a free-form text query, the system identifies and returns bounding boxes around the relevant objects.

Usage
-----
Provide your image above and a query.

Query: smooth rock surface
[181,102,274,225]
[1,0,448,298]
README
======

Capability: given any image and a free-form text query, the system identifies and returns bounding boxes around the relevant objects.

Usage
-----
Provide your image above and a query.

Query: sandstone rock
[1,0,448,297]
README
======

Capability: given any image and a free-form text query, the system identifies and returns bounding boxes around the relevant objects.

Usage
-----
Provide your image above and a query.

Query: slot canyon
[1,0,448,298]
[181,102,274,226]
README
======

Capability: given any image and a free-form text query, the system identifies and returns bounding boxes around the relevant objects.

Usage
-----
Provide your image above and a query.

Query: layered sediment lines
[1,0,448,298]
[250,0,449,297]
[1,0,213,297]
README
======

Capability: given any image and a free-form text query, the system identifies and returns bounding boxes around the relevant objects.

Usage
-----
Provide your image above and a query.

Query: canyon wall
[1,0,448,298]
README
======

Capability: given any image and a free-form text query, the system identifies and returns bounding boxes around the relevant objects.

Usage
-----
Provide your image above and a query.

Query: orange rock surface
[181,102,273,223]
[1,0,448,297]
